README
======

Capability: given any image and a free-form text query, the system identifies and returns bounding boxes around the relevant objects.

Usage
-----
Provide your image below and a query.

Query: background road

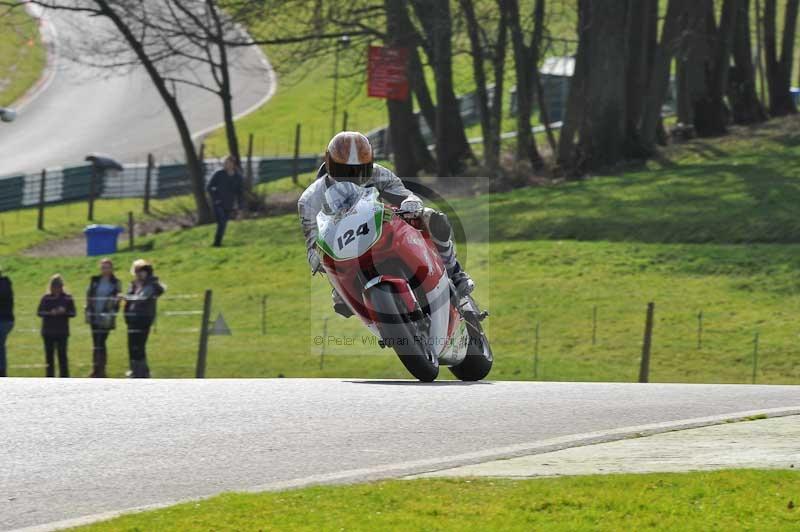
[0,5,272,176]
[0,379,798,530]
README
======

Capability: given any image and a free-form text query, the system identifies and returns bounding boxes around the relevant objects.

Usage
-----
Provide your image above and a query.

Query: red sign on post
[367,45,410,101]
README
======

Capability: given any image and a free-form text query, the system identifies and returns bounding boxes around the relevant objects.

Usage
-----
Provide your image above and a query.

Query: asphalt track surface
[0,379,798,530]
[0,5,273,176]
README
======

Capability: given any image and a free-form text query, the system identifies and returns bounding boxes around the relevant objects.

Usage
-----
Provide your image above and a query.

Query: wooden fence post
[261,295,267,335]
[639,302,655,383]
[37,169,46,230]
[195,289,213,378]
[246,133,255,191]
[342,110,349,131]
[128,211,134,250]
[320,316,328,370]
[533,321,540,379]
[292,123,301,185]
[88,163,97,221]
[752,332,760,384]
[144,153,153,214]
[697,310,703,350]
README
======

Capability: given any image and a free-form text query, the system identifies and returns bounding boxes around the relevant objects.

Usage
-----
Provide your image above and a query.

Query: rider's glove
[308,248,323,275]
[397,198,423,219]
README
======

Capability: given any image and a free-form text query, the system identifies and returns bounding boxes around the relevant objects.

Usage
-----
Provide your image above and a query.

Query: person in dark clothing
[206,155,243,247]
[0,269,14,377]
[122,259,165,378]
[85,258,122,378]
[37,274,76,378]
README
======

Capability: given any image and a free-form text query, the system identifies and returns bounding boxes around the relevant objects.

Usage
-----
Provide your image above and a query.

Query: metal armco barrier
[0,155,321,213]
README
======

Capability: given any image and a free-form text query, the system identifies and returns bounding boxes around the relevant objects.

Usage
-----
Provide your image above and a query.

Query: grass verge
[72,470,800,531]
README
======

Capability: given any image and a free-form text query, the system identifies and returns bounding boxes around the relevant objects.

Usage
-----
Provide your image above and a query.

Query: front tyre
[449,298,493,381]
[367,284,439,382]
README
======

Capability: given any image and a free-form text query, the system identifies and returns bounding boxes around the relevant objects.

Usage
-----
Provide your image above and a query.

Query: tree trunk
[208,0,241,165]
[575,0,631,170]
[460,0,497,172]
[488,7,508,172]
[729,0,767,124]
[411,0,473,177]
[676,0,713,127]
[624,0,657,153]
[694,0,738,137]
[764,0,799,116]
[384,0,434,176]
[641,0,689,149]
[558,0,590,171]
[94,0,212,223]
[506,0,543,169]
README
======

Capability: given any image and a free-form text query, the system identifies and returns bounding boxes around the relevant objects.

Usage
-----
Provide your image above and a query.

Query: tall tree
[641,0,691,149]
[693,0,739,136]
[505,0,545,169]
[384,0,434,177]
[573,0,630,170]
[728,0,767,124]
[764,0,799,116]
[459,0,508,173]
[410,0,473,176]
[624,0,658,153]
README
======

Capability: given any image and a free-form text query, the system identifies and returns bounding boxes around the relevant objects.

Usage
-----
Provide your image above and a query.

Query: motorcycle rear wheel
[368,284,439,382]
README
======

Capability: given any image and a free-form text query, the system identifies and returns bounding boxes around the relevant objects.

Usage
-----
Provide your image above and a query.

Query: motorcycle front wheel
[367,284,439,382]
[449,297,493,381]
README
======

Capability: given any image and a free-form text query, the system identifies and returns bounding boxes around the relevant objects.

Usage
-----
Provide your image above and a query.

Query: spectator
[206,155,243,247]
[37,274,76,378]
[0,268,13,377]
[123,259,165,378]
[85,258,122,378]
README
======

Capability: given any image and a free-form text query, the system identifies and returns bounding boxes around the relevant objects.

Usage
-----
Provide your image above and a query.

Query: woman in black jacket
[85,258,122,378]
[123,259,165,378]
[37,274,77,378]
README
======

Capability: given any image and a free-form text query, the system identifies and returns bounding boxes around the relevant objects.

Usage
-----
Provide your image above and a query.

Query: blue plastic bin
[84,225,124,256]
[792,88,800,107]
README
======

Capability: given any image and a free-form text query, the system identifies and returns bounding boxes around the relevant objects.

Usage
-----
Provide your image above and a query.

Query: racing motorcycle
[315,181,493,382]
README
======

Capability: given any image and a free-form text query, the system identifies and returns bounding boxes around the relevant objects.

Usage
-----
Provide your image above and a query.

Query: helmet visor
[328,161,373,185]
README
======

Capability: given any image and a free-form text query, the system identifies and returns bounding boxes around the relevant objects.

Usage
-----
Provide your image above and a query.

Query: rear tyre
[449,299,493,382]
[367,284,439,382]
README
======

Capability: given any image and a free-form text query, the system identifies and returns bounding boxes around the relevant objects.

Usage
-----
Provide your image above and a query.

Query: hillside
[2,116,800,383]
[0,9,45,107]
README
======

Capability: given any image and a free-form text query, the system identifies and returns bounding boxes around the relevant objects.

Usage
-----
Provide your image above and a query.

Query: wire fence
[3,288,800,384]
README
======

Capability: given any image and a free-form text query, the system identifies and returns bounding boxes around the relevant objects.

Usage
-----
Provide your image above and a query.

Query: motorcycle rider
[298,131,474,318]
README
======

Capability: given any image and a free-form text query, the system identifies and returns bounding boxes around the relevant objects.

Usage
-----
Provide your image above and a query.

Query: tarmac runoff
[411,415,800,479]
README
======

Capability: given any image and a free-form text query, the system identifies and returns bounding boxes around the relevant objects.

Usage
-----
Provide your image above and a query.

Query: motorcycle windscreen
[317,184,384,260]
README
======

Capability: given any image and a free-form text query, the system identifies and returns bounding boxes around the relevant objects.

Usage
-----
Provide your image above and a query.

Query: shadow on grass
[456,139,800,245]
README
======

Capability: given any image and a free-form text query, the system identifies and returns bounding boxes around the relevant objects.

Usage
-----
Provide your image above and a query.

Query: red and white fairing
[316,183,469,366]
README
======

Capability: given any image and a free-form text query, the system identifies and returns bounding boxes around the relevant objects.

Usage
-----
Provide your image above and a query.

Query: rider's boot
[427,210,474,298]
[332,289,354,318]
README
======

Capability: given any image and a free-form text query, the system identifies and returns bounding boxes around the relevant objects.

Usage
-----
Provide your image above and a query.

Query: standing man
[206,156,243,247]
[0,268,13,377]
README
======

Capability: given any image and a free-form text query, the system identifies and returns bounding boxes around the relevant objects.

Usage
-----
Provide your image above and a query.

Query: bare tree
[764,0,799,116]
[459,0,508,173]
[728,0,767,124]
[505,0,545,170]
